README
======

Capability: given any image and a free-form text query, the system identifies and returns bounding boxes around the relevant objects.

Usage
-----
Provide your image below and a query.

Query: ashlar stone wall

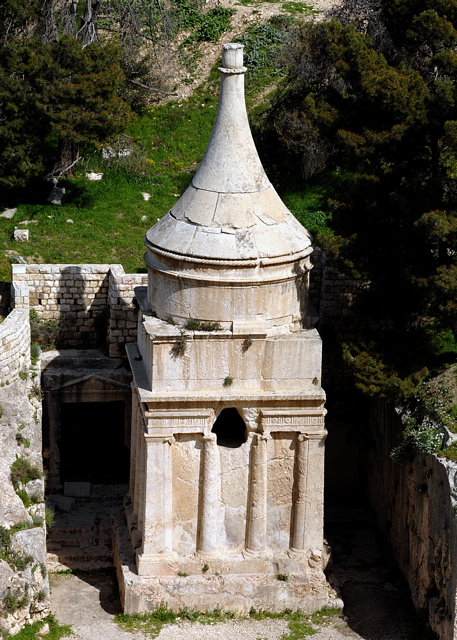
[10,264,147,356]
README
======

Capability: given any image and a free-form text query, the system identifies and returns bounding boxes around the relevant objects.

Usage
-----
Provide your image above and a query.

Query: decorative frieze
[260,411,325,431]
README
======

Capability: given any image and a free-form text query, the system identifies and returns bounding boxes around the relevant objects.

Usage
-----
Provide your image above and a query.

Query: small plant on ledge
[171,331,188,358]
[185,318,221,331]
[223,376,233,387]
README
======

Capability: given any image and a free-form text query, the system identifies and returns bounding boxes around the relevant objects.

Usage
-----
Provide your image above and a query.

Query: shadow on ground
[325,505,437,640]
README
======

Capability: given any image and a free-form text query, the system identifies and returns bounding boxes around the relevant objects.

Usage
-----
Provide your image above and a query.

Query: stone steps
[46,485,127,572]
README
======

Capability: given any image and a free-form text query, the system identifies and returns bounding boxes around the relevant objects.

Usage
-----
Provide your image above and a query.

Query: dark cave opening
[58,401,129,484]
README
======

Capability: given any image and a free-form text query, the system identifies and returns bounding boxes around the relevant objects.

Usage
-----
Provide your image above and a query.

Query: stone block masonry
[0,308,30,384]
[10,264,147,355]
[108,268,148,358]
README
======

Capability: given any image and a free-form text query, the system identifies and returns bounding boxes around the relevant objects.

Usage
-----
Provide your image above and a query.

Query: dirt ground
[49,507,432,640]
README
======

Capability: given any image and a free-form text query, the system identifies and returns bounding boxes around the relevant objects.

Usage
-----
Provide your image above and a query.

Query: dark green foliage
[174,0,204,30]
[236,18,289,74]
[268,3,457,398]
[30,315,59,348]
[0,24,131,186]
[185,7,234,43]
[30,343,41,366]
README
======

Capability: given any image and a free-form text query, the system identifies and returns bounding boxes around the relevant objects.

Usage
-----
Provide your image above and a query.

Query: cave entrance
[212,407,247,448]
[58,401,130,484]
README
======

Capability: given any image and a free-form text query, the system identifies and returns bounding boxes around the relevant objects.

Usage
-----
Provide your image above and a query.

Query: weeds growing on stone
[0,523,35,572]
[6,613,72,640]
[10,458,42,488]
[15,433,30,448]
[185,318,221,331]
[2,587,29,613]
[171,331,188,358]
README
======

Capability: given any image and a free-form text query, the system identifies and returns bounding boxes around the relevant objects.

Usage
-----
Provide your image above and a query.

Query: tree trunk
[58,141,79,177]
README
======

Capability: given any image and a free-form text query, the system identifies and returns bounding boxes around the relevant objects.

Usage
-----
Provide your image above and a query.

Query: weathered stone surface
[0,208,17,219]
[0,560,15,592]
[0,378,49,636]
[367,402,457,640]
[13,229,29,242]
[10,528,47,566]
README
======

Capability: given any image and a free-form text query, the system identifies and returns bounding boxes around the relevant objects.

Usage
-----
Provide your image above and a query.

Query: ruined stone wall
[0,309,30,384]
[367,401,457,640]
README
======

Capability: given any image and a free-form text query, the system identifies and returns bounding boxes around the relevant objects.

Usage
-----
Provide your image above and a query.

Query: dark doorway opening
[212,408,247,448]
[59,401,129,483]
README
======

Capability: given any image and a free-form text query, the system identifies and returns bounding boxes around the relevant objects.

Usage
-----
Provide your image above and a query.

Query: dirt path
[49,506,430,640]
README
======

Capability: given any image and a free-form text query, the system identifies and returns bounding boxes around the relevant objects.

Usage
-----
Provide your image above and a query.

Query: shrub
[30,343,41,365]
[10,458,42,487]
[30,317,60,348]
[184,7,234,44]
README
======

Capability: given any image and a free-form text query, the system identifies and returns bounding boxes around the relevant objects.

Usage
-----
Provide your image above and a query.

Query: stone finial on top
[220,43,246,73]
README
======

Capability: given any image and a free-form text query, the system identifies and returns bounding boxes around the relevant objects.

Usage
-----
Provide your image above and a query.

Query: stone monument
[121,43,332,613]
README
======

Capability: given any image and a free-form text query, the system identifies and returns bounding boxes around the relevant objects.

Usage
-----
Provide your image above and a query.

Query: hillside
[0,0,336,284]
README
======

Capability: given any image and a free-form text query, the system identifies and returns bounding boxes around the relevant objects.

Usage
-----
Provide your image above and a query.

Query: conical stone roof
[145,43,312,265]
